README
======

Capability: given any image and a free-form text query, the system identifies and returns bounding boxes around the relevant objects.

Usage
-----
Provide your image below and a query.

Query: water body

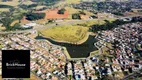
[35,35,98,58]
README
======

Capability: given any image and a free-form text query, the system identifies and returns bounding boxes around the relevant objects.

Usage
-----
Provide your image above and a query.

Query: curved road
[0,15,142,34]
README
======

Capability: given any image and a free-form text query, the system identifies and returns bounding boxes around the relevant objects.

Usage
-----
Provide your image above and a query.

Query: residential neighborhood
[0,0,142,80]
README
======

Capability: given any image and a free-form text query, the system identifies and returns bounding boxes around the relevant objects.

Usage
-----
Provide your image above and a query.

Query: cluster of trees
[0,12,14,30]
[72,11,87,19]
[31,0,59,6]
[72,13,81,19]
[79,11,86,15]
[19,4,38,10]
[112,12,124,16]
[0,11,26,31]
[58,8,66,14]
[0,4,13,8]
[26,13,45,21]
[90,17,142,32]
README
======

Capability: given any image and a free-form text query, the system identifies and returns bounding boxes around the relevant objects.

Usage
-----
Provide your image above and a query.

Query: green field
[40,25,88,43]
[75,18,116,27]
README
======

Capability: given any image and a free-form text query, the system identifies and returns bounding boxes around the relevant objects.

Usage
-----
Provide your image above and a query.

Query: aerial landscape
[0,0,142,80]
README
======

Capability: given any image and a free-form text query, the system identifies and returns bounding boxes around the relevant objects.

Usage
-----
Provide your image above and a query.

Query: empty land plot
[65,7,94,19]
[0,8,9,12]
[40,25,88,43]
[0,0,19,7]
[22,0,34,5]
[75,18,116,27]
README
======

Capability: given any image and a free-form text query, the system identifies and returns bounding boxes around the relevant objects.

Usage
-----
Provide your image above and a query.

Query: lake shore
[40,32,96,45]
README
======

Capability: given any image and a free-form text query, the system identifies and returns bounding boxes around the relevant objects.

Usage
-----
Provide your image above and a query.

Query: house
[21,22,36,28]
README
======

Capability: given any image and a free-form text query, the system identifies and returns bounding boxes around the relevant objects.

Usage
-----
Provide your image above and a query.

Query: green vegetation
[26,13,45,21]
[72,13,81,19]
[0,12,14,30]
[0,11,30,31]
[0,0,19,7]
[19,4,38,10]
[58,8,66,14]
[91,18,142,32]
[40,25,88,43]
[0,4,13,8]
[79,11,86,15]
[31,0,59,6]
[76,19,115,27]
[90,50,99,56]
[63,0,80,4]
[112,12,124,16]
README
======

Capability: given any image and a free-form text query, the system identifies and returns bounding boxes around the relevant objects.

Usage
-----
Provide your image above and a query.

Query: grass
[40,25,88,43]
[90,50,99,56]
[57,0,80,5]
[65,0,81,4]
[0,0,19,7]
[65,7,94,19]
[35,6,46,10]
[22,1,34,5]
[75,18,116,27]
[30,73,40,80]
[0,8,9,12]
[0,24,5,31]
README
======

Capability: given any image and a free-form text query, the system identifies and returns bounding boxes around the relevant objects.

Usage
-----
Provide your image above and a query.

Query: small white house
[21,22,36,28]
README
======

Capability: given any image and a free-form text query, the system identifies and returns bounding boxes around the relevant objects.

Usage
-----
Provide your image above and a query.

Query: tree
[12,23,21,30]
[0,12,14,30]
[0,17,13,30]
[72,13,81,19]
[79,11,86,15]
[58,8,66,14]
[26,13,45,21]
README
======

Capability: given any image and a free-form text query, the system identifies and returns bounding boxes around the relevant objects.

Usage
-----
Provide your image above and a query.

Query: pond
[35,35,98,58]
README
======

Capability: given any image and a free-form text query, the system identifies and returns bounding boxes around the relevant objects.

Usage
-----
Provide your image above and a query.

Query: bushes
[19,4,38,9]
[26,13,45,21]
[112,12,124,16]
[72,13,81,19]
[58,8,66,14]
[91,17,142,32]
[79,11,86,15]
[0,4,13,8]
[91,19,128,32]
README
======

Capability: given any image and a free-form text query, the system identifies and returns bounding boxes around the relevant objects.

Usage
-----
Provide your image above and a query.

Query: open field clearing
[65,0,81,4]
[74,18,116,27]
[65,7,95,19]
[35,5,46,10]
[40,25,88,43]
[30,73,40,80]
[22,0,34,5]
[0,24,5,31]
[0,8,9,12]
[90,50,99,56]
[0,0,19,6]
[57,0,80,6]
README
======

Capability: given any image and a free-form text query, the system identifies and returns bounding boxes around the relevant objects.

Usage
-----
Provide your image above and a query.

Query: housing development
[0,0,142,80]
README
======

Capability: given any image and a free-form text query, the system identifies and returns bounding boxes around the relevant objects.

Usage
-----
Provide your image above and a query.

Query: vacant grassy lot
[65,7,94,19]
[75,18,116,27]
[0,0,19,6]
[22,0,34,5]
[0,0,18,12]
[65,0,81,4]
[40,25,88,43]
[0,8,9,12]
